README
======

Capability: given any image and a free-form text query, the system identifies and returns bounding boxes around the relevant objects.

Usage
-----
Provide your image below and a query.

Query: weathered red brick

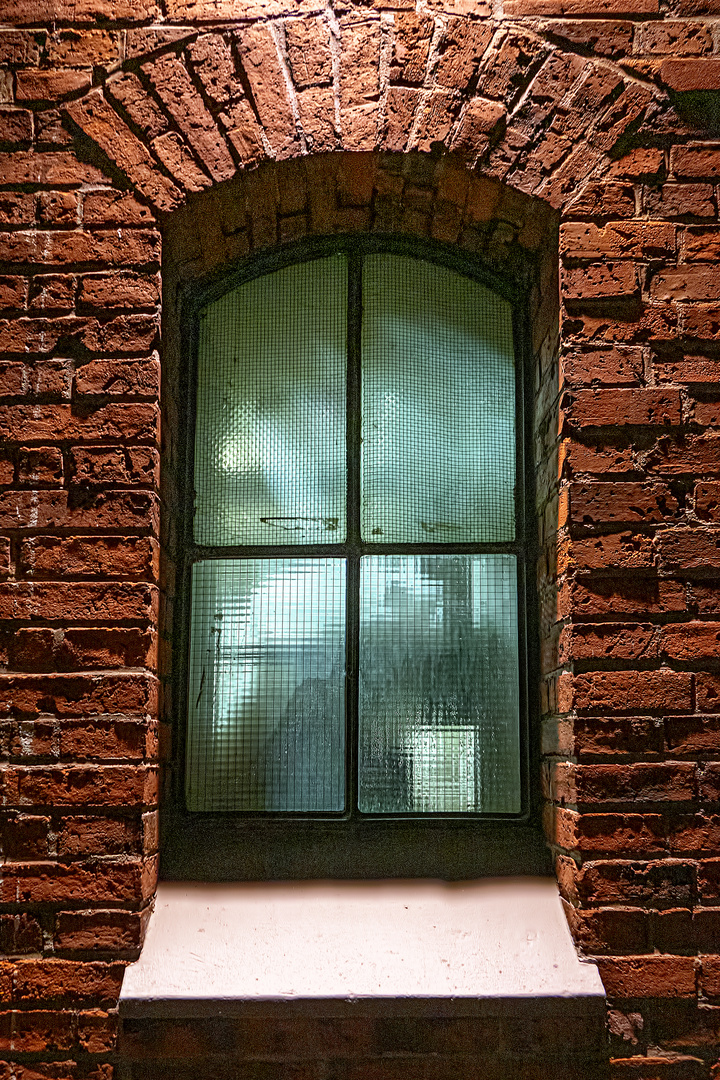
[571,670,693,713]
[12,960,124,1007]
[68,447,159,488]
[56,815,141,857]
[15,69,92,102]
[54,910,147,954]
[0,404,158,445]
[78,273,160,311]
[1,859,153,905]
[0,581,157,623]
[1,765,158,808]
[671,144,720,180]
[561,221,676,260]
[658,529,720,572]
[578,859,694,906]
[0,151,109,188]
[19,536,158,579]
[569,482,679,526]
[0,672,157,720]
[696,482,720,521]
[597,955,696,998]
[74,358,160,398]
[563,388,682,428]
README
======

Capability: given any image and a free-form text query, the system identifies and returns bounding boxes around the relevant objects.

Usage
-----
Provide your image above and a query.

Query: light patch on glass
[186,559,346,812]
[358,554,520,814]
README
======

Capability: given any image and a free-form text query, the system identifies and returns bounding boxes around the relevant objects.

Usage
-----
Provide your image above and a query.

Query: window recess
[180,242,530,822]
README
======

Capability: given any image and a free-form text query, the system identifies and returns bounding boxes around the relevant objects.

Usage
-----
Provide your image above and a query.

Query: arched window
[179,239,529,824]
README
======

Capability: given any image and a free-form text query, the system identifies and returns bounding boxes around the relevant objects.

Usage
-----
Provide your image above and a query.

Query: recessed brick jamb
[1,1,720,1076]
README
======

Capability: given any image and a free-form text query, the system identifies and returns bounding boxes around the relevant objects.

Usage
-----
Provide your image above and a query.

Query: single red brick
[658,529,720,572]
[56,815,141,857]
[572,670,692,714]
[567,763,695,804]
[652,267,720,302]
[567,576,685,616]
[0,814,50,858]
[58,716,152,760]
[561,347,644,387]
[563,623,657,662]
[561,221,675,260]
[569,482,679,527]
[663,59,720,92]
[671,144,720,180]
[16,447,63,487]
[665,716,720,757]
[566,904,650,955]
[285,16,333,88]
[0,151,109,188]
[0,914,42,955]
[15,68,92,101]
[644,184,715,219]
[78,273,160,311]
[45,29,121,67]
[682,227,720,263]
[693,669,720,717]
[434,18,493,91]
[578,859,695,906]
[563,262,639,302]
[695,482,720,521]
[564,533,655,572]
[68,447,159,488]
[76,1009,118,1054]
[651,908,696,954]
[660,622,720,660]
[12,959,124,1007]
[54,910,146,954]
[81,191,154,226]
[3,765,158,808]
[19,536,158,580]
[700,955,720,997]
[0,672,157,720]
[0,404,159,446]
[0,581,157,623]
[563,388,682,428]
[74,358,160,399]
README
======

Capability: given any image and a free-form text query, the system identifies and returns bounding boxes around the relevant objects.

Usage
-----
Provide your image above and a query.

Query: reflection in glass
[358,555,520,813]
[362,255,516,543]
[194,256,347,546]
[186,559,346,811]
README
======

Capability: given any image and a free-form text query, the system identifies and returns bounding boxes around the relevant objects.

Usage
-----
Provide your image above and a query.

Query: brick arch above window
[57,18,668,217]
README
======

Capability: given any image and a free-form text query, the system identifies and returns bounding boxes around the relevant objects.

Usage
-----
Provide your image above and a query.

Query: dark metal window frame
[162,234,549,881]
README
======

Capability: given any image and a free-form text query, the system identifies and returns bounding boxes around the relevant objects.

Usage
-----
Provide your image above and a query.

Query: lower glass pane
[186,559,346,811]
[358,554,521,814]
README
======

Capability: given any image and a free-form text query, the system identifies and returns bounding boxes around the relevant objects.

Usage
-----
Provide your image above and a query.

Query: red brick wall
[1,1,719,1076]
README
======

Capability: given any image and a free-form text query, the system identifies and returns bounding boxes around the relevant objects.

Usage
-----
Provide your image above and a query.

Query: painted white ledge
[120,877,605,1017]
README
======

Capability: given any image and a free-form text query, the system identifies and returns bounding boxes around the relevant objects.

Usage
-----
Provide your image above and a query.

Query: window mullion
[346,252,363,816]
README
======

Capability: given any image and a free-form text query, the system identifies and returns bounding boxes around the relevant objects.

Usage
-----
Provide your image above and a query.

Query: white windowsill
[119,877,605,1017]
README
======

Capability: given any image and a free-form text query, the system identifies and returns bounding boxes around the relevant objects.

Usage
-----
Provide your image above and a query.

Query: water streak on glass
[361,255,516,543]
[358,555,521,814]
[194,256,348,546]
[186,559,346,811]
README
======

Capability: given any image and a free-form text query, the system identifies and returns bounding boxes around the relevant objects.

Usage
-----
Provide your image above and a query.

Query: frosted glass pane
[194,256,347,546]
[358,555,520,814]
[361,255,516,543]
[186,559,346,811]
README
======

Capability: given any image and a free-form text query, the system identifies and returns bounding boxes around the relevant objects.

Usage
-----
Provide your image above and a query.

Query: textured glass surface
[186,559,346,811]
[361,255,516,543]
[358,555,520,813]
[194,256,347,546]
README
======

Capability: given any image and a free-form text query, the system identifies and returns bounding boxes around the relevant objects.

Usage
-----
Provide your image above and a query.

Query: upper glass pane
[194,256,347,546]
[361,255,516,543]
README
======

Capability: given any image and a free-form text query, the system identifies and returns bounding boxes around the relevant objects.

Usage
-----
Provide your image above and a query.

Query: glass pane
[358,555,520,814]
[194,256,347,546]
[361,255,516,543]
[186,559,346,811]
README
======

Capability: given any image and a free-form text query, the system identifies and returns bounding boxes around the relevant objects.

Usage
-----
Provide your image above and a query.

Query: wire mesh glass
[358,554,521,814]
[361,255,516,543]
[194,256,348,546]
[186,559,346,811]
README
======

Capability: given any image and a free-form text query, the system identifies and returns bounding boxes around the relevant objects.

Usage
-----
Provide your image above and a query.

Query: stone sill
[119,877,606,1019]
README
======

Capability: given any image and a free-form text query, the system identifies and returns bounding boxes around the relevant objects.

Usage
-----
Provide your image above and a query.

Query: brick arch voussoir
[61,19,666,221]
